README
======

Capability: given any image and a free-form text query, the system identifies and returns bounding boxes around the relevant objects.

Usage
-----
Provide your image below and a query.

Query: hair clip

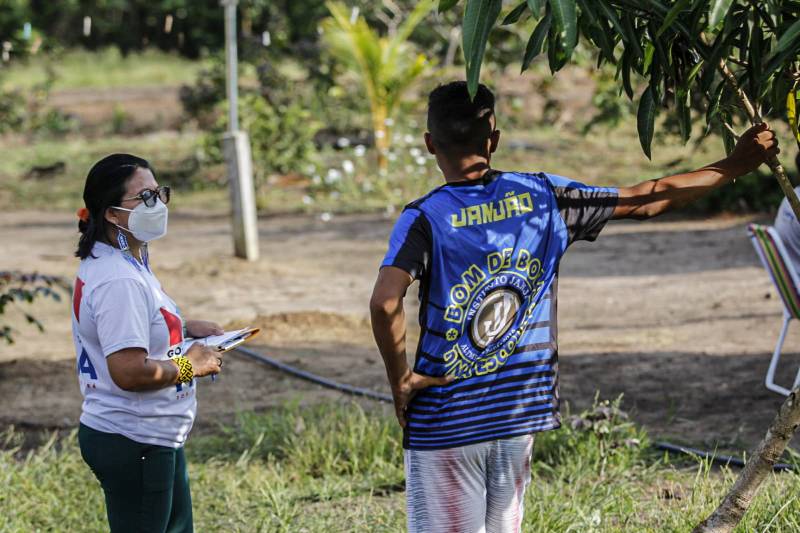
[76,207,90,222]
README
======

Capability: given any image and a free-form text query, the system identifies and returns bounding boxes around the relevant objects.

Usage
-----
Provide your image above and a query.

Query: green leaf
[620,12,643,60]
[719,112,736,155]
[521,10,552,72]
[577,0,615,62]
[621,47,634,99]
[658,0,692,37]
[463,0,503,99]
[503,1,529,25]
[677,88,691,143]
[637,85,657,159]
[527,0,545,18]
[547,0,578,67]
[774,18,800,56]
[438,0,460,13]
[708,0,734,31]
[643,42,655,73]
[705,79,727,125]
[595,0,625,37]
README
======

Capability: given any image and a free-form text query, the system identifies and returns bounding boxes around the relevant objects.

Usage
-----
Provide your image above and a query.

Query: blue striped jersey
[381,170,617,450]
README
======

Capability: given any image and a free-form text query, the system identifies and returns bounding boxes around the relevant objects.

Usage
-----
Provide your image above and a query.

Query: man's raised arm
[613,123,779,220]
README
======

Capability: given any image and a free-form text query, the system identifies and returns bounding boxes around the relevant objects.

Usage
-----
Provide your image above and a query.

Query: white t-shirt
[71,242,196,448]
[774,185,800,274]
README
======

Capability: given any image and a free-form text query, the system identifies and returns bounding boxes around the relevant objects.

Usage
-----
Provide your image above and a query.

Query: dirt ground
[1,208,797,452]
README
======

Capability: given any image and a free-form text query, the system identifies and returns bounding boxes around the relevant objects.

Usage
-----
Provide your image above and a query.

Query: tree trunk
[692,61,800,533]
[692,390,800,532]
[372,104,390,173]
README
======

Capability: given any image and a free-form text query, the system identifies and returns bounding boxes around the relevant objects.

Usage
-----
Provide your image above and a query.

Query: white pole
[223,0,238,133]
[221,0,259,261]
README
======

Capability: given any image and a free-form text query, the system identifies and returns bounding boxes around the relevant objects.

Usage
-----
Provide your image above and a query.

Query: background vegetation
[2,1,796,216]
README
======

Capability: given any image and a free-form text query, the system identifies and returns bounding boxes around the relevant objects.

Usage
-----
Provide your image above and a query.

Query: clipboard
[183,327,261,354]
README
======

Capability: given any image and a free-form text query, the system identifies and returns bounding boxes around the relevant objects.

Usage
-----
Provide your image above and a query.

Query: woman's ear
[104,207,119,226]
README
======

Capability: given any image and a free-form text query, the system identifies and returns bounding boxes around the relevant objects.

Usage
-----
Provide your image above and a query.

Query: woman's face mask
[113,200,168,242]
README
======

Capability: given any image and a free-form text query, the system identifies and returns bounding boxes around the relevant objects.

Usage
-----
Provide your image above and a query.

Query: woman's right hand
[184,343,223,378]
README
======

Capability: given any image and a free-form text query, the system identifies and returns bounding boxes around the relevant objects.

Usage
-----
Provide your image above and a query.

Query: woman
[72,153,223,533]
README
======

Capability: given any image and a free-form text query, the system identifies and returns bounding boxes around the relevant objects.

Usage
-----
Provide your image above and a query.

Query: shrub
[200,93,319,186]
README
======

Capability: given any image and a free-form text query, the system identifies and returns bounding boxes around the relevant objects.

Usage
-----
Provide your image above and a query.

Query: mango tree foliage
[445,0,799,156]
[321,0,436,170]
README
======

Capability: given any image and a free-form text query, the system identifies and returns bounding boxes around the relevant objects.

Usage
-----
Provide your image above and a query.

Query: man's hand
[185,319,224,338]
[727,122,780,174]
[391,369,454,428]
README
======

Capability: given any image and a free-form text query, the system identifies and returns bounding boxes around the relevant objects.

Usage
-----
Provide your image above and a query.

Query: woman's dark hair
[76,153,151,259]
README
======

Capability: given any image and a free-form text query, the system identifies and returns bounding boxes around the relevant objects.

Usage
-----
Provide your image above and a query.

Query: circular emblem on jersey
[469,288,522,350]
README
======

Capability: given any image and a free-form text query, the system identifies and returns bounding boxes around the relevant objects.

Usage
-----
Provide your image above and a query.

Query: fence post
[221,0,258,260]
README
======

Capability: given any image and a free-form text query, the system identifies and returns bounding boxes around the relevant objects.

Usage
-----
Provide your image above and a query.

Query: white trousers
[404,434,535,533]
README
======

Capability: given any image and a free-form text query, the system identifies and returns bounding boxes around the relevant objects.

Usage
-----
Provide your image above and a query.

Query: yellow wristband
[172,356,194,383]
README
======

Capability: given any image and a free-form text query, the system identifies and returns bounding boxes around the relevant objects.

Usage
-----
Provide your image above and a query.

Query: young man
[370,81,778,533]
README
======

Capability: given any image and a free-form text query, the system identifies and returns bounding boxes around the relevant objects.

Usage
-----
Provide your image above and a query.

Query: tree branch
[693,391,800,533]
[692,60,800,533]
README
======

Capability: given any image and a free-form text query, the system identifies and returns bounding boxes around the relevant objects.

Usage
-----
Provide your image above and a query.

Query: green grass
[3,401,800,532]
[1,48,205,91]
[0,131,228,211]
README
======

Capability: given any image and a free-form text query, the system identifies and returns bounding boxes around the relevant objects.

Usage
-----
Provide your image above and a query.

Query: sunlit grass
[1,48,206,91]
[3,401,800,532]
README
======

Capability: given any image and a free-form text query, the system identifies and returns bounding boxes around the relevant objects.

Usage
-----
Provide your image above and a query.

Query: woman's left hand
[185,319,224,338]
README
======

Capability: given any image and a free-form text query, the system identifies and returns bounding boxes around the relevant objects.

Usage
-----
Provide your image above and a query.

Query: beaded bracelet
[172,356,194,383]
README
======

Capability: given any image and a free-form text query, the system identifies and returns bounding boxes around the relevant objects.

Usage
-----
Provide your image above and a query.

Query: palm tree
[321,1,436,171]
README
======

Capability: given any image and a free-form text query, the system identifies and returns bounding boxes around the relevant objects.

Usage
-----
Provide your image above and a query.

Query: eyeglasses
[122,186,171,208]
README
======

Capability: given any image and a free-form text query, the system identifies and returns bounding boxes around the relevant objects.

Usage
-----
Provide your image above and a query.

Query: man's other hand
[391,369,454,428]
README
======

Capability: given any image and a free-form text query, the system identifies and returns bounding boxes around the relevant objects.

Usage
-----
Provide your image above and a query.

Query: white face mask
[113,200,169,242]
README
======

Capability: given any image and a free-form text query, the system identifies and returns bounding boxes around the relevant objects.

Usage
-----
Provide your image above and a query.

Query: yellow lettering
[450,284,469,305]
[461,264,485,290]
[487,252,503,274]
[519,192,533,213]
[528,258,542,281]
[492,200,506,221]
[480,202,495,223]
[516,249,531,272]
[505,196,521,218]
[451,209,467,228]
[443,344,462,363]
[501,248,513,270]
[466,206,481,226]
[444,305,463,323]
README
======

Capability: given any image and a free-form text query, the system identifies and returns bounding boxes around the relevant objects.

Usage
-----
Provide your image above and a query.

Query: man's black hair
[427,81,495,155]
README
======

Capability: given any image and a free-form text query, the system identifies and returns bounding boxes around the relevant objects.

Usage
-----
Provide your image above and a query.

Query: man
[773,153,800,270]
[369,81,778,533]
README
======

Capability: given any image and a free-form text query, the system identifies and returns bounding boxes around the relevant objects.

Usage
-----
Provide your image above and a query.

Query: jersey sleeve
[90,278,152,357]
[380,208,432,280]
[544,173,618,244]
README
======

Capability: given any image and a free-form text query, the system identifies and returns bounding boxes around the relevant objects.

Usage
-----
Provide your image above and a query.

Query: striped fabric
[381,171,617,450]
[405,434,534,533]
[748,224,800,319]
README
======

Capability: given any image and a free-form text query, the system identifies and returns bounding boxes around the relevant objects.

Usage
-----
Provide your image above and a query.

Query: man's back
[382,170,616,449]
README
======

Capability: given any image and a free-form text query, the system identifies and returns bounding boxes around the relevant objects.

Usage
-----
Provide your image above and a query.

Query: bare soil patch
[0,209,794,452]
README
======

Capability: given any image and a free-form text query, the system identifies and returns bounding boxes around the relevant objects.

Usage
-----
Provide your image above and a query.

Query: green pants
[78,424,193,533]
